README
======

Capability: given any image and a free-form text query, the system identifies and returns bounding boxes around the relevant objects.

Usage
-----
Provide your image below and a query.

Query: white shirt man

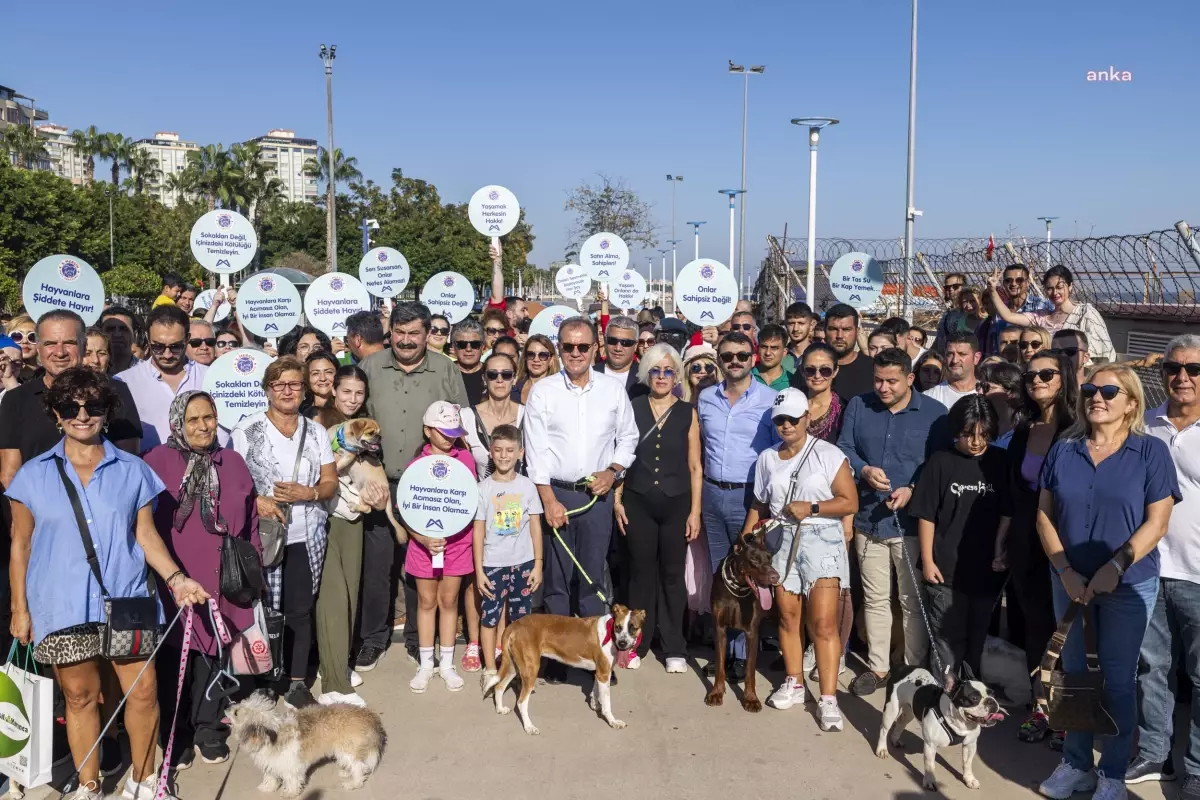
[923,330,980,410]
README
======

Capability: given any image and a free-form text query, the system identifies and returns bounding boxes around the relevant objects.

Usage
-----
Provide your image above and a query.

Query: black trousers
[281,543,314,680]
[157,647,239,758]
[1010,561,1057,677]
[623,488,690,660]
[925,582,998,676]
[358,507,418,651]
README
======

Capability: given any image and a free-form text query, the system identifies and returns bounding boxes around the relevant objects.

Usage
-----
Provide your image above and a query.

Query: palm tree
[69,126,105,185]
[164,170,194,202]
[304,147,362,271]
[102,133,133,186]
[3,125,48,170]
[125,148,161,195]
[186,144,245,212]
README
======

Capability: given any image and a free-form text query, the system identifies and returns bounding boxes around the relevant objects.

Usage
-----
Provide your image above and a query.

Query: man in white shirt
[524,317,639,679]
[594,316,646,398]
[1130,334,1200,788]
[923,330,980,410]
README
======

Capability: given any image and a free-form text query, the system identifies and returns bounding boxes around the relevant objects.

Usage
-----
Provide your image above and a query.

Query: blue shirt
[991,295,1053,353]
[1040,434,1180,585]
[7,438,166,647]
[697,380,780,484]
[837,391,949,538]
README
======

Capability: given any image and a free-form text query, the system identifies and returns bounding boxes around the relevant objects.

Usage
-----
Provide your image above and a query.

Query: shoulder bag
[1038,600,1118,735]
[258,417,308,568]
[219,535,263,607]
[56,457,159,660]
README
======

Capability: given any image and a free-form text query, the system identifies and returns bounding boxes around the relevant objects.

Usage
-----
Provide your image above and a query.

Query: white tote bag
[0,644,54,788]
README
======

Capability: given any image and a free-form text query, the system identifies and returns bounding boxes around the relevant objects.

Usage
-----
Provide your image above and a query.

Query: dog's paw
[963,775,980,790]
[922,774,938,792]
[258,776,281,793]
[888,734,904,749]
[496,704,511,715]
[280,785,304,799]
[608,718,627,729]
[704,691,724,707]
[874,746,889,760]
[522,723,540,735]
[742,696,763,713]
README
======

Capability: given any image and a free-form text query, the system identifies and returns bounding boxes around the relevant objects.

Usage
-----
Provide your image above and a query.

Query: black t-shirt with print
[909,445,1009,594]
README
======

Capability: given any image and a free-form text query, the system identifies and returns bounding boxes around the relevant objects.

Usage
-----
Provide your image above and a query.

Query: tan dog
[329,418,406,542]
[482,604,645,735]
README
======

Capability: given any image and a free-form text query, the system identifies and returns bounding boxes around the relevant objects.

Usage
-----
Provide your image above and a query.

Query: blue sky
[5,0,1196,281]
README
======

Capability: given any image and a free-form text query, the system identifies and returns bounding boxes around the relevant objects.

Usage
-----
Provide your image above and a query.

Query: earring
[56,423,63,433]
[103,421,110,434]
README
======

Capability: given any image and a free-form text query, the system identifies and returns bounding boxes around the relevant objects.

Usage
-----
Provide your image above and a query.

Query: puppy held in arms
[228,690,386,797]
[482,604,645,735]
[329,418,407,542]
[875,663,1007,791]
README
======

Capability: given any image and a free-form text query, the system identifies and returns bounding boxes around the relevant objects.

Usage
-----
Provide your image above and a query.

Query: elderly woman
[7,368,208,800]
[231,356,338,710]
[300,351,338,418]
[989,264,1115,361]
[83,327,111,374]
[144,391,258,767]
[1035,365,1178,798]
[612,344,702,674]
[513,333,559,403]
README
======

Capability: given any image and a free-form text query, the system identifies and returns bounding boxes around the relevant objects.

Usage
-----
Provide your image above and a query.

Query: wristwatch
[810,502,820,517]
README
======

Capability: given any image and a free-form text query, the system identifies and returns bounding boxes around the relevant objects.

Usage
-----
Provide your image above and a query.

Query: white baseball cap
[422,400,467,438]
[771,388,810,420]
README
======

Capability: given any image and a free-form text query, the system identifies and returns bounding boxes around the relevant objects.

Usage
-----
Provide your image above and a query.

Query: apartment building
[133,131,199,207]
[244,129,320,204]
[35,124,87,184]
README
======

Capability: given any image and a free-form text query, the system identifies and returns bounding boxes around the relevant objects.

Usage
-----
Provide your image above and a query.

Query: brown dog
[329,418,406,542]
[481,605,645,735]
[705,528,780,712]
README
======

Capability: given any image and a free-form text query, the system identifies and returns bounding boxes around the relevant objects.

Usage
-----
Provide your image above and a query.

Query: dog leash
[548,479,607,607]
[894,509,947,679]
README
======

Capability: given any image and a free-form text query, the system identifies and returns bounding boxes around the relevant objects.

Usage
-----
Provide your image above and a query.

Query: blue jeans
[1136,577,1200,775]
[1052,573,1158,780]
[702,482,753,661]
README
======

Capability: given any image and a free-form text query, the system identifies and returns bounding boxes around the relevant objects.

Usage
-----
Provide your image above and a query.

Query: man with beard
[791,304,874,404]
[783,301,814,372]
[922,330,981,408]
[987,263,1051,354]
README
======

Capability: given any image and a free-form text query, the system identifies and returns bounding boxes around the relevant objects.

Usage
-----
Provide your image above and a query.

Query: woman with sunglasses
[988,264,1115,361]
[682,343,719,403]
[214,328,240,356]
[1035,365,1179,799]
[799,342,843,443]
[913,350,945,393]
[613,344,702,674]
[481,308,510,351]
[1017,325,1053,367]
[461,352,525,480]
[993,349,1077,747]
[427,314,453,359]
[513,334,559,404]
[636,326,657,359]
[300,351,339,418]
[6,314,39,381]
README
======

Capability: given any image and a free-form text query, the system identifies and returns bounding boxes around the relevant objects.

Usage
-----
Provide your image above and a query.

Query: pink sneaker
[461,642,482,673]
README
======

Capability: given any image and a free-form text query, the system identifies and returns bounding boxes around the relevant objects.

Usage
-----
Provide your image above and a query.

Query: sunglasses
[606,336,635,348]
[561,342,592,355]
[1019,340,1042,350]
[1022,368,1061,384]
[1163,361,1200,378]
[215,339,237,349]
[485,327,506,336]
[638,338,656,346]
[485,369,515,381]
[9,331,36,344]
[649,367,676,380]
[429,326,450,336]
[269,381,304,393]
[731,323,754,332]
[773,415,803,427]
[803,365,834,378]
[690,363,716,375]
[53,399,107,419]
[526,350,551,361]
[453,340,483,350]
[719,351,752,364]
[1003,276,1026,285]
[188,337,217,348]
[1052,346,1082,358]
[1081,383,1126,401]
[149,341,187,355]
[943,283,964,292]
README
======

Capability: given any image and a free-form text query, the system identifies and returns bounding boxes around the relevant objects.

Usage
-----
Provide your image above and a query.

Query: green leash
[548,477,609,606]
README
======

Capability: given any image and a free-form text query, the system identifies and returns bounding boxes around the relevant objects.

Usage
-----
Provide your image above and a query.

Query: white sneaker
[1038,760,1097,799]
[818,696,844,731]
[122,774,177,800]
[665,657,687,674]
[767,675,806,710]
[439,664,465,691]
[349,669,363,688]
[625,653,642,670]
[317,690,367,707]
[410,666,435,693]
[808,654,848,682]
[68,781,103,800]
[802,644,816,673]
[1093,771,1128,800]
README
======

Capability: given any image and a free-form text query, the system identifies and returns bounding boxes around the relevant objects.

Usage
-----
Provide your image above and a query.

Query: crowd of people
[0,256,1196,800]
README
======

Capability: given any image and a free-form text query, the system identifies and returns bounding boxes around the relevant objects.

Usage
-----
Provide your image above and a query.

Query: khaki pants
[853,531,928,675]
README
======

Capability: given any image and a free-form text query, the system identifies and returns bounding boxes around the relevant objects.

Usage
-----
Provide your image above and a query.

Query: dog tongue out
[750,580,773,611]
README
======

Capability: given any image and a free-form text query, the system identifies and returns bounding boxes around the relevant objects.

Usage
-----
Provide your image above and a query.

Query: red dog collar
[603,617,642,652]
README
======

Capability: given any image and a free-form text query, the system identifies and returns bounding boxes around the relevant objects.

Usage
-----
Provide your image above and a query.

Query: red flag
[985,234,995,262]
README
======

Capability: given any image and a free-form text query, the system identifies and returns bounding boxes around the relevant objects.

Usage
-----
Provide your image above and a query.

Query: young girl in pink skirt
[406,401,478,693]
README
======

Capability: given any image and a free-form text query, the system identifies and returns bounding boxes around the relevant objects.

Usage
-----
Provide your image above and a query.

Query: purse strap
[55,455,112,601]
[291,417,308,482]
[1039,600,1102,683]
[639,401,678,449]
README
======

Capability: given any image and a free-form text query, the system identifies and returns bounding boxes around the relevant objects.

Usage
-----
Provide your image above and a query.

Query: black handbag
[56,457,159,660]
[1038,600,1118,735]
[219,535,263,607]
[263,606,286,682]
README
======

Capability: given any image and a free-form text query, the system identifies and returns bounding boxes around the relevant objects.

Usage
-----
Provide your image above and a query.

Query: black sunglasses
[188,337,217,348]
[690,363,716,375]
[637,337,656,346]
[1052,346,1081,358]
[1003,276,1027,285]
[484,327,506,336]
[773,415,803,427]
[1023,368,1061,384]
[54,399,107,419]
[149,341,187,354]
[561,342,592,355]
[429,326,450,336]
[453,340,483,350]
[606,336,635,348]
[731,323,754,332]
[803,365,834,378]
[526,350,551,361]
[485,369,515,381]
[943,283,964,292]
[1163,361,1200,378]
[1081,383,1125,401]
[719,351,752,364]
[1019,340,1042,350]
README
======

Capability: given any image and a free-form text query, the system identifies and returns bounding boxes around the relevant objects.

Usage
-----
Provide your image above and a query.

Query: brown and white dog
[328,418,406,542]
[482,605,645,735]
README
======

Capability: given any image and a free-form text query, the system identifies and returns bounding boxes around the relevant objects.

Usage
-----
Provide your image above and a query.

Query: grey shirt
[361,347,470,480]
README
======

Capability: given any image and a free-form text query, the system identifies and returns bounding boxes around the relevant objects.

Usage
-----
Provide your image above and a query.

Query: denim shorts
[770,521,850,597]
[480,560,535,628]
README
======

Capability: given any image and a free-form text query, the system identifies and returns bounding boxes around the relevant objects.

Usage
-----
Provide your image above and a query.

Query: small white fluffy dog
[228,691,386,796]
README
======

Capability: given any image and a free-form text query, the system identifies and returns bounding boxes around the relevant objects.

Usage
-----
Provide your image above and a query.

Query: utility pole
[667,239,682,313]
[901,0,919,321]
[687,221,706,262]
[728,62,765,299]
[319,44,338,272]
[1037,216,1059,270]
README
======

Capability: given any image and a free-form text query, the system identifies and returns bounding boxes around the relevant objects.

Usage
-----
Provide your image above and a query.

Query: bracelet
[1052,564,1072,576]
[311,486,319,502]
[165,570,185,587]
[1109,558,1126,577]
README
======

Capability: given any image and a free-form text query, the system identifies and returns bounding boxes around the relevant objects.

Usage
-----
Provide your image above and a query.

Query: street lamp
[666,239,682,313]
[717,190,745,282]
[319,43,338,272]
[790,118,839,309]
[1037,216,1059,269]
[902,0,919,320]
[104,186,117,267]
[728,62,765,300]
[657,248,670,308]
[687,221,706,261]
[360,218,379,255]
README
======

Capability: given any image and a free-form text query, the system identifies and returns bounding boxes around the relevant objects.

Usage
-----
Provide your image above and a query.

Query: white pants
[853,532,929,675]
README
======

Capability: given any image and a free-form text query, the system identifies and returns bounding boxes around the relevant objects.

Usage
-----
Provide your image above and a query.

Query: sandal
[461,642,482,673]
[1018,710,1050,742]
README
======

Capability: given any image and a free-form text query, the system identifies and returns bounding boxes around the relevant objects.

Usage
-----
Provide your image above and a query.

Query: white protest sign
[190,210,258,275]
[203,348,273,430]
[611,269,648,310]
[555,264,591,300]
[358,247,410,299]
[829,252,885,309]
[397,454,480,563]
[579,232,629,283]
[419,272,475,324]
[468,185,520,237]
[22,255,105,325]
[303,273,371,338]
[236,273,302,338]
[675,258,738,326]
[528,304,581,346]
[194,289,232,322]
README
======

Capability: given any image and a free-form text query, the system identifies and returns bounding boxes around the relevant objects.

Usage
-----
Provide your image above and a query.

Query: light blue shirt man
[697,379,780,484]
[115,358,221,451]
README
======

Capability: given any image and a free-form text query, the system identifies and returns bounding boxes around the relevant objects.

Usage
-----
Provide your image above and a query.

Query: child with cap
[404,400,478,693]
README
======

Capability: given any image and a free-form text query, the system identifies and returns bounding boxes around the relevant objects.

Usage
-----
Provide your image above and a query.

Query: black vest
[625,396,693,498]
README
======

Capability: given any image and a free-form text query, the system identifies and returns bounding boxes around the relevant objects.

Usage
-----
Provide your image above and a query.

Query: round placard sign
[358,247,410,299]
[611,269,648,310]
[193,289,232,322]
[829,252,885,309]
[396,454,480,539]
[203,348,274,430]
[236,273,302,338]
[675,258,738,326]
[303,273,372,338]
[555,264,591,300]
[23,254,105,325]
[419,272,475,324]
[468,185,520,237]
[528,304,581,346]
[579,232,629,283]
[190,209,258,274]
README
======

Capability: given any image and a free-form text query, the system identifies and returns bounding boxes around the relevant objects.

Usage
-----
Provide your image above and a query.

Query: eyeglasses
[485,327,506,336]
[1023,368,1061,384]
[429,326,450,337]
[485,369,515,381]
[188,337,217,348]
[53,399,107,419]
[731,323,754,332]
[526,350,551,361]
[453,340,483,350]
[1003,276,1027,285]
[9,331,35,344]
[943,283,964,292]
[1019,340,1042,351]
[215,339,237,350]
[773,415,803,427]
[1081,383,1126,401]
[803,365,835,378]
[637,337,656,346]
[149,341,187,355]
[649,367,676,380]
[606,336,635,348]
[690,363,716,375]
[269,381,304,393]
[561,342,592,355]
[719,351,752,364]
[1052,346,1081,358]
[1163,361,1200,378]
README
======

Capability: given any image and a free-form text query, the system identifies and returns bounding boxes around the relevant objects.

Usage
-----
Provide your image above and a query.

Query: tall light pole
[790,118,839,309]
[667,239,682,313]
[657,248,670,308]
[360,218,378,255]
[319,44,338,272]
[717,190,745,278]
[902,0,919,321]
[728,62,765,301]
[1037,216,1059,269]
[645,256,654,309]
[687,221,706,261]
[665,175,683,311]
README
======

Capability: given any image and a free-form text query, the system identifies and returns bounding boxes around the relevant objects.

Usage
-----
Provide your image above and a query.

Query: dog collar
[934,706,967,747]
[333,425,360,455]
[720,558,752,597]
[602,617,642,653]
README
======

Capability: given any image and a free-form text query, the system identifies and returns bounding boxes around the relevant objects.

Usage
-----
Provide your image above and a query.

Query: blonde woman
[1017,325,1053,367]
[6,314,38,380]
[1035,364,1180,798]
[682,343,719,403]
[513,334,559,403]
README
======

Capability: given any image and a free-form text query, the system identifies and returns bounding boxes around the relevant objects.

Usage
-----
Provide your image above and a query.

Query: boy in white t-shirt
[472,424,544,676]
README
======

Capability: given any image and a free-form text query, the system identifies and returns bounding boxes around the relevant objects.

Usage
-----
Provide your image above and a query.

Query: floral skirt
[35,623,103,666]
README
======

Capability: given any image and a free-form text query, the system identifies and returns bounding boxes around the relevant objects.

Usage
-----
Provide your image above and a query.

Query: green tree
[102,133,133,186]
[101,262,161,299]
[186,144,245,212]
[305,147,362,272]
[125,148,160,195]
[3,125,48,170]
[564,173,657,250]
[69,126,105,185]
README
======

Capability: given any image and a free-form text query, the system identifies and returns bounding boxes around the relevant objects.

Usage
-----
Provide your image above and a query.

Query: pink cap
[423,400,467,438]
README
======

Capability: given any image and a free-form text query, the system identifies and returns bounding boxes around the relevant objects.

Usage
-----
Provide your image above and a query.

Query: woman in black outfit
[613,343,703,674]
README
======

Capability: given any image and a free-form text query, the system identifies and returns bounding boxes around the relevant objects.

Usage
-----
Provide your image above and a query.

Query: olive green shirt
[361,347,470,480]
